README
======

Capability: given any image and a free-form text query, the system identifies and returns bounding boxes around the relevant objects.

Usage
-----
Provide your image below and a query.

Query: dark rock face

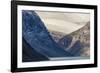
[22,10,73,62]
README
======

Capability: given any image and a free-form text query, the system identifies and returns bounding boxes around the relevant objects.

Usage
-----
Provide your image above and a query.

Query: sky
[36,11,90,34]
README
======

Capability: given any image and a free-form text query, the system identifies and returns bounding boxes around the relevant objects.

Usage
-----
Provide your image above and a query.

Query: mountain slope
[22,10,73,62]
[49,22,90,56]
[69,22,90,56]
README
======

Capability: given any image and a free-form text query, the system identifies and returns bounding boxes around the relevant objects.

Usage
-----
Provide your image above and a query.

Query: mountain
[22,10,73,62]
[49,31,84,56]
[49,22,90,56]
[69,22,90,56]
[69,22,90,46]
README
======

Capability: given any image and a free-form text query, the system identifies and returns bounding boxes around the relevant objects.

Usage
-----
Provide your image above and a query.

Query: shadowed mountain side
[22,38,49,62]
[22,10,73,62]
[67,40,84,56]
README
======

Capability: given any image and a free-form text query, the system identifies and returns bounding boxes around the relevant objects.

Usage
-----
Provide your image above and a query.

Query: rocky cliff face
[69,22,90,47]
[69,22,90,56]
[49,22,90,56]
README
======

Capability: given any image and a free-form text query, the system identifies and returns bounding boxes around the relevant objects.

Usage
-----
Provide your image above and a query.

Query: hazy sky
[36,11,90,34]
